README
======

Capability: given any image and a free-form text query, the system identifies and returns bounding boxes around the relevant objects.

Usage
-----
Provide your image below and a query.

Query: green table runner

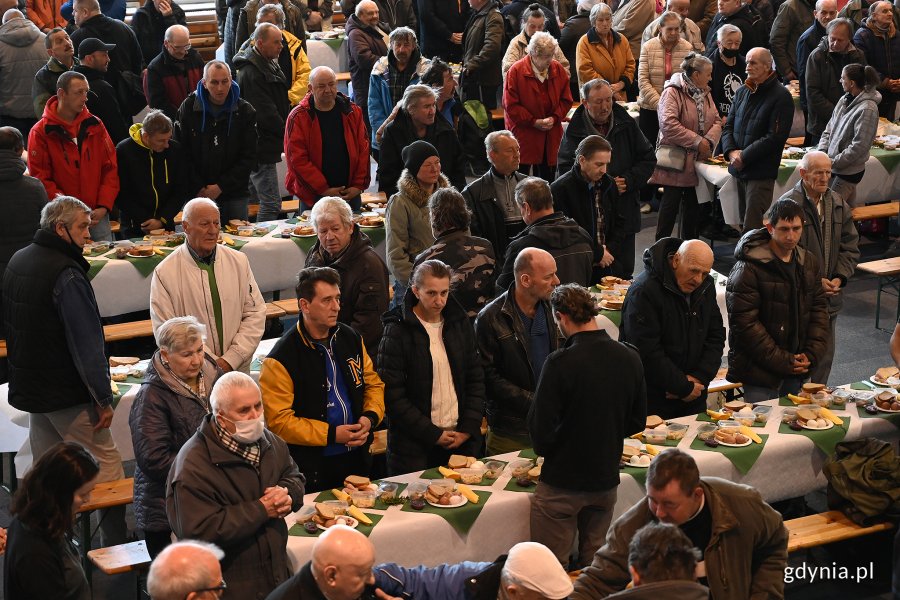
[850,381,885,391]
[120,248,175,277]
[400,490,492,534]
[313,481,409,510]
[518,448,538,459]
[871,147,900,174]
[290,235,319,253]
[695,412,765,427]
[621,465,649,487]
[86,259,106,280]
[419,460,507,483]
[288,511,383,538]
[777,160,799,185]
[112,383,133,408]
[231,224,278,237]
[503,478,536,493]
[777,417,850,456]
[689,434,768,475]
[856,405,900,428]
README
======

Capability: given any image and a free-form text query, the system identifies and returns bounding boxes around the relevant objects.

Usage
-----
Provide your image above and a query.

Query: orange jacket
[26,0,67,32]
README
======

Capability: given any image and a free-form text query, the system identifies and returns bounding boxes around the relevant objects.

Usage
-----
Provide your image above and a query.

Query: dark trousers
[143,529,173,559]
[638,108,661,206]
[656,185,700,240]
[521,163,555,182]
[299,448,368,493]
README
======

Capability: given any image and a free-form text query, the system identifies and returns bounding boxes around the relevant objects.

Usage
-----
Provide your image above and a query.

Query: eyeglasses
[169,43,192,51]
[191,580,227,597]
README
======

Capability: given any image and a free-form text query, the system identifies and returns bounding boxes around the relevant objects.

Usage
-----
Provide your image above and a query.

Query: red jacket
[284,92,370,206]
[503,55,573,166]
[27,96,120,211]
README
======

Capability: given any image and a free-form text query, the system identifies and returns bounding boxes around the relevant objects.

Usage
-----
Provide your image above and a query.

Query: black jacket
[265,562,326,600]
[704,4,763,56]
[378,108,467,196]
[233,46,290,164]
[721,73,795,180]
[376,290,485,474]
[130,0,187,65]
[796,19,826,111]
[3,518,89,600]
[341,0,418,31]
[144,47,205,121]
[496,211,593,292]
[500,0,561,39]
[175,80,259,203]
[559,12,590,97]
[0,149,44,302]
[528,329,646,491]
[74,64,130,144]
[417,0,470,61]
[475,285,562,439]
[461,1,504,88]
[461,169,527,261]
[345,13,387,107]
[557,102,656,234]
[619,237,725,419]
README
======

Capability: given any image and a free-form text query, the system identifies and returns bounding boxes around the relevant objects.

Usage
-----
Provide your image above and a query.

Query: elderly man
[721,47,793,230]
[167,372,306,599]
[727,198,830,401]
[146,541,225,600]
[777,151,858,384]
[75,37,130,143]
[852,0,900,119]
[28,70,119,241]
[368,26,429,151]
[462,130,528,265]
[2,196,125,546]
[558,81,654,278]
[151,198,267,373]
[770,0,816,81]
[234,23,290,223]
[805,18,863,145]
[248,4,310,107]
[529,283,646,568]
[32,28,78,118]
[704,0,762,55]
[285,66,370,211]
[796,0,837,136]
[346,0,388,128]
[144,24,204,120]
[304,197,390,353]
[0,9,45,141]
[620,238,725,419]
[115,110,188,237]
[461,0,503,110]
[497,177,593,291]
[641,0,706,52]
[572,449,788,599]
[378,84,466,196]
[476,247,562,455]
[130,0,187,64]
[175,60,258,222]
[340,0,417,31]
[260,266,385,492]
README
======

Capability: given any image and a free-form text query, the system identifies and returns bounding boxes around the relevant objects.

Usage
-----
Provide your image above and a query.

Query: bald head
[147,541,224,600]
[514,247,559,302]
[309,66,338,110]
[2,8,23,22]
[311,526,376,599]
[799,150,832,198]
[671,240,714,294]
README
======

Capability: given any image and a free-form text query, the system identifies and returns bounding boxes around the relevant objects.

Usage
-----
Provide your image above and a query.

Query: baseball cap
[78,38,116,59]
[504,542,575,599]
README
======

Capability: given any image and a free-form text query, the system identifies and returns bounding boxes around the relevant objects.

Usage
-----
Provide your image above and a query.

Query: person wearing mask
[32,28,78,118]
[576,3,635,96]
[144,24,205,121]
[707,24,743,118]
[704,0,762,56]
[852,0,900,118]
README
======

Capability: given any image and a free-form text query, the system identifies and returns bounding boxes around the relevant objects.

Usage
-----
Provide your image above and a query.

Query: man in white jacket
[150,197,267,372]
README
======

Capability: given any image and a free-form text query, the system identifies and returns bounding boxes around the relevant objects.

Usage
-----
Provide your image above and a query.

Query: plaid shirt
[213,416,261,467]
[388,66,414,106]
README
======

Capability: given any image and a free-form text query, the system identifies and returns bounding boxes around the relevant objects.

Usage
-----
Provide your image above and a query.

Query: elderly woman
[504,32,574,181]
[638,11,694,152]
[818,64,882,207]
[305,196,390,350]
[385,140,451,307]
[575,3,635,99]
[852,0,900,118]
[651,52,722,240]
[129,316,222,558]
[502,4,570,80]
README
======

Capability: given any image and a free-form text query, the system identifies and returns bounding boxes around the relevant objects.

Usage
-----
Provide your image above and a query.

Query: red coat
[503,55,573,166]
[27,96,119,211]
[284,91,371,206]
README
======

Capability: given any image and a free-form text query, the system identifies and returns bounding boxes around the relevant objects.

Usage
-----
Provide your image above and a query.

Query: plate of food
[874,391,900,412]
[316,516,359,531]
[127,246,154,258]
[713,429,752,447]
[627,454,653,468]
[871,366,900,386]
[424,483,468,507]
[359,216,384,228]
[291,225,316,237]
[876,404,900,413]
[600,299,624,311]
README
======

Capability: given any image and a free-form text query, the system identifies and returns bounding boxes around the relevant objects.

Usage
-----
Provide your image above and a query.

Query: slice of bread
[343,475,370,489]
[110,356,140,367]
[646,415,664,429]
[802,382,826,394]
[876,366,899,381]
[448,454,469,470]
[315,502,335,520]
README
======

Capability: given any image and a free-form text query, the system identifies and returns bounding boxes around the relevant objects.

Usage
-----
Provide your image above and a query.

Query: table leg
[876,276,884,331]
[81,511,93,584]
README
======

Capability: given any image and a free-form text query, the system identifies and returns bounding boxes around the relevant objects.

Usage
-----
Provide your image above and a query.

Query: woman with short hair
[575,3,635,99]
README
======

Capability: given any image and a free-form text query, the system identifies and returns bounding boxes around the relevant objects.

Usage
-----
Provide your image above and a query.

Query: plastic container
[483,461,504,480]
[350,490,376,508]
[237,225,254,236]
[752,405,772,423]
[811,391,832,409]
[666,423,688,440]
[717,420,741,431]
[407,482,428,510]
[456,467,486,485]
[696,423,717,440]
[732,409,756,427]
[642,426,668,444]
[781,407,798,423]
[322,500,348,516]
[508,459,534,479]
[378,482,399,502]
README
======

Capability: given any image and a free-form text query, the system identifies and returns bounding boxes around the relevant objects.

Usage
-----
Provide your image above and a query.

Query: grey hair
[257,3,286,27]
[147,540,225,600]
[2,9,23,23]
[254,22,280,42]
[814,0,836,10]
[681,52,712,77]
[389,25,417,46]
[182,197,220,224]
[581,77,612,101]
[826,16,853,36]
[716,23,741,41]
[142,109,173,136]
[526,31,557,57]
[40,196,91,232]
[589,2,612,25]
[870,0,892,14]
[309,196,353,230]
[203,59,231,80]
[210,371,261,414]
[164,23,189,42]
[577,0,599,12]
[156,316,207,352]
[355,0,377,16]
[485,129,516,154]
[400,84,437,112]
[798,149,830,170]
[658,9,682,27]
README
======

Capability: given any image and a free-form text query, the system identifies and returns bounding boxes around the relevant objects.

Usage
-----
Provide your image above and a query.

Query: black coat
[796,19,826,111]
[0,150,44,306]
[560,12,590,98]
[619,237,725,419]
[74,65,130,144]
[233,46,290,164]
[345,13,388,108]
[417,0,470,61]
[130,0,187,65]
[704,4,763,56]
[376,291,485,474]
[461,170,527,262]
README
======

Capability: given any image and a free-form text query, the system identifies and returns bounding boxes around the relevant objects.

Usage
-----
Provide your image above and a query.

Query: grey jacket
[817,87,881,176]
[769,0,814,77]
[804,37,866,137]
[0,18,46,118]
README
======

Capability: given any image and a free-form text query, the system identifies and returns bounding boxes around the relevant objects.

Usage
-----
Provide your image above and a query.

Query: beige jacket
[641,15,705,52]
[611,0,656,60]
[501,32,570,80]
[150,243,267,372]
[637,36,694,110]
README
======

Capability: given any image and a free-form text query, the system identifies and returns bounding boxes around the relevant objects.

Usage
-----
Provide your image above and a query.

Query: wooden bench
[89,540,152,598]
[857,257,900,331]
[851,201,899,222]
[272,299,301,315]
[336,71,351,83]
[76,477,135,575]
[785,510,894,553]
[490,101,581,124]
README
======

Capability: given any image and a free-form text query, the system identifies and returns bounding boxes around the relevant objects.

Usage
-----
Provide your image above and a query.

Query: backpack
[823,438,900,526]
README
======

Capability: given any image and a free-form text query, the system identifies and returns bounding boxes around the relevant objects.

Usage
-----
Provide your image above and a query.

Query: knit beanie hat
[401,140,440,177]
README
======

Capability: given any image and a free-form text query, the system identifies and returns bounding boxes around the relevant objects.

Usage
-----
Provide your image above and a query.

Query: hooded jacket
[345,13,388,107]
[495,211,593,291]
[115,123,189,232]
[74,63,130,144]
[769,0,815,77]
[26,0,66,32]
[461,0,504,89]
[33,56,80,119]
[368,50,430,148]
[0,149,45,301]
[234,45,290,164]
[175,80,258,203]
[283,91,370,205]
[619,237,725,419]
[804,36,866,138]
[852,17,900,118]
[575,26,635,91]
[130,0,187,64]
[385,169,448,282]
[817,87,880,177]
[282,30,311,106]
[0,18,46,119]
[726,227,830,388]
[144,47,205,120]
[27,95,119,210]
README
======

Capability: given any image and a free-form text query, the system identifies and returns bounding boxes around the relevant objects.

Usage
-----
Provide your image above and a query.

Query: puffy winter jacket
[385,169,446,282]
[234,45,290,164]
[0,149,45,309]
[817,87,880,177]
[769,0,814,78]
[367,50,429,148]
[345,13,388,108]
[144,47,204,120]
[637,36,693,110]
[641,15,705,52]
[804,37,866,138]
[575,27,635,91]
[0,18,46,119]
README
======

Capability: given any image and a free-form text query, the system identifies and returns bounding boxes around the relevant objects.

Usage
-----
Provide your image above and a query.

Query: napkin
[778,417,850,456]
[399,490,492,534]
[288,511,383,538]
[689,433,768,475]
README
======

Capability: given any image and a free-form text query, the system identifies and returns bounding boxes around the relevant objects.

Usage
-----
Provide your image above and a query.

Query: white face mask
[220,413,265,444]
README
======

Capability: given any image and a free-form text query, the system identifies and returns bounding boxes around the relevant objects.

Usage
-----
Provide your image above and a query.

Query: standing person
[769,0,815,81]
[817,63,881,207]
[704,0,762,55]
[143,24,204,121]
[642,0,706,52]
[1,197,125,547]
[529,283,646,568]
[376,259,485,475]
[720,47,793,230]
[346,0,388,129]
[0,11,45,141]
[777,151,858,384]
[652,52,722,241]
[2,442,99,600]
[418,0,469,62]
[503,31,573,181]
[26,0,68,33]
[341,0,417,31]
[796,0,838,143]
[128,316,222,558]
[727,198,830,401]
[460,0,503,110]
[32,28,79,118]
[611,0,657,66]
[130,0,187,64]
[852,0,900,118]
[575,3,635,95]
[708,24,744,118]
[75,37,130,143]
[560,0,598,98]
[502,4,570,81]
[477,247,562,455]
[248,4,310,107]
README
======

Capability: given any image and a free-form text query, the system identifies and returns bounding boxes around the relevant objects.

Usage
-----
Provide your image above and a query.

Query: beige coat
[501,32,570,80]
[611,0,656,60]
[641,15,705,52]
[150,243,267,372]
[637,36,694,110]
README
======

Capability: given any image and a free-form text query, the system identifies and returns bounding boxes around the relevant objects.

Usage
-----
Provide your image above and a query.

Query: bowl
[456,467,486,485]
[508,459,534,479]
[781,407,798,423]
[350,490,376,508]
[667,423,688,440]
[483,460,505,480]
[643,426,668,444]
[696,423,717,440]
[752,405,772,423]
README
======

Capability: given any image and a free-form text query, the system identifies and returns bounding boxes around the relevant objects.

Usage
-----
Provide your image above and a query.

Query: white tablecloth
[306,38,348,73]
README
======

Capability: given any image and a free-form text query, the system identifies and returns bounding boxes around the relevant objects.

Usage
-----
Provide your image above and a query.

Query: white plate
[290,231,317,238]
[869,376,899,387]
[801,420,834,431]
[599,300,623,311]
[126,250,154,258]
[876,405,900,414]
[426,495,468,508]
[715,438,753,448]
[316,516,358,531]
[627,457,652,468]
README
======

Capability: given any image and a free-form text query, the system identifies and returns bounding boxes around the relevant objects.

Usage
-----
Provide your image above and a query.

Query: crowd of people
[0,0,898,596]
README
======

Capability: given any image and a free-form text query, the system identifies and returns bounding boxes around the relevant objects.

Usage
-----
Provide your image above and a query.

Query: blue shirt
[514,298,551,381]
